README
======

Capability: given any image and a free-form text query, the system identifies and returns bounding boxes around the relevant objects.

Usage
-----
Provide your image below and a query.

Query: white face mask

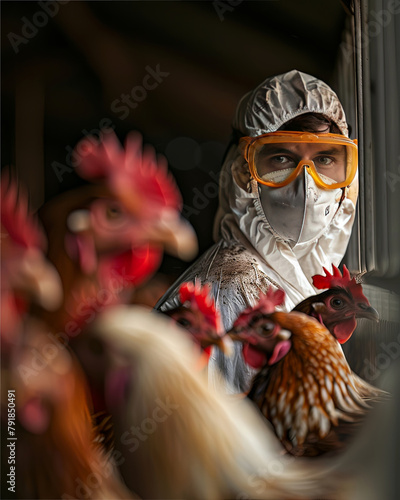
[258,170,343,247]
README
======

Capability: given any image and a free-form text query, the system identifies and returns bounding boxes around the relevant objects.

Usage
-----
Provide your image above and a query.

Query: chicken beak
[357,305,380,322]
[17,249,63,311]
[214,335,234,357]
[33,265,63,311]
[276,328,292,341]
[226,327,249,343]
[227,330,240,342]
[139,214,198,261]
[66,209,91,233]
[311,302,327,315]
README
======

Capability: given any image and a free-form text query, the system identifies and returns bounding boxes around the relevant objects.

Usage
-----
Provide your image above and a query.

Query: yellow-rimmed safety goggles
[240,131,358,189]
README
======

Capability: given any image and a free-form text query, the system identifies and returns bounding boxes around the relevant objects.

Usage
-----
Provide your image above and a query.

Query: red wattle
[242,343,267,369]
[102,245,162,290]
[333,317,356,344]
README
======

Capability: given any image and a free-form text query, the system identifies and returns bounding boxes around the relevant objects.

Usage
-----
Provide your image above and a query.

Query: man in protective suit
[156,69,359,393]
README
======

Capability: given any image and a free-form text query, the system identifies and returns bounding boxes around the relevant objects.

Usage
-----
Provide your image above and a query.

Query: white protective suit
[156,70,358,392]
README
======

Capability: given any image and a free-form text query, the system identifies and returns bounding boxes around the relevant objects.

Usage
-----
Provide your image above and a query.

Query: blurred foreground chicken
[2,325,133,499]
[231,288,386,456]
[1,173,132,499]
[73,280,233,418]
[1,172,62,346]
[294,265,379,343]
[87,305,335,500]
[38,130,197,333]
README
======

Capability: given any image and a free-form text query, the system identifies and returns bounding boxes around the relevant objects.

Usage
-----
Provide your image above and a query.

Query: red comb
[75,130,182,213]
[179,281,223,334]
[312,264,370,303]
[234,287,285,328]
[1,172,45,249]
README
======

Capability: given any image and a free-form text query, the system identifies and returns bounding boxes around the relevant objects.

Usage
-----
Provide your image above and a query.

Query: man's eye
[262,155,297,170]
[272,155,291,164]
[316,156,334,166]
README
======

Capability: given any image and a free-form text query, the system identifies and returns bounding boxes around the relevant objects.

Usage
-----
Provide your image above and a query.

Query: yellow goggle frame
[240,131,358,190]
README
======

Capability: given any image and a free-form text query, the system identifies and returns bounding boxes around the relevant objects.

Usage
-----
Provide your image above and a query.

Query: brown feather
[249,311,387,456]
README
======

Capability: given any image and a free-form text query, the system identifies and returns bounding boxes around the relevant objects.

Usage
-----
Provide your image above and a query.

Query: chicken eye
[261,322,275,334]
[176,317,192,328]
[262,321,275,330]
[330,297,344,309]
[106,204,123,220]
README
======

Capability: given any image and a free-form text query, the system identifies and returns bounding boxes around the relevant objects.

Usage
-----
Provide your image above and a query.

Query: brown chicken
[228,286,290,370]
[1,172,62,346]
[294,265,379,343]
[1,173,132,499]
[4,326,133,499]
[229,265,379,371]
[37,131,197,418]
[38,130,197,334]
[233,289,386,456]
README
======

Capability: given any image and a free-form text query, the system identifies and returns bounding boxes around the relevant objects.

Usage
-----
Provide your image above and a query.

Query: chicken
[85,305,336,500]
[229,265,379,370]
[37,131,199,422]
[294,264,379,343]
[164,281,233,362]
[38,130,197,333]
[228,287,290,370]
[1,172,62,346]
[3,324,134,499]
[1,173,132,499]
[74,280,233,422]
[233,289,387,456]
